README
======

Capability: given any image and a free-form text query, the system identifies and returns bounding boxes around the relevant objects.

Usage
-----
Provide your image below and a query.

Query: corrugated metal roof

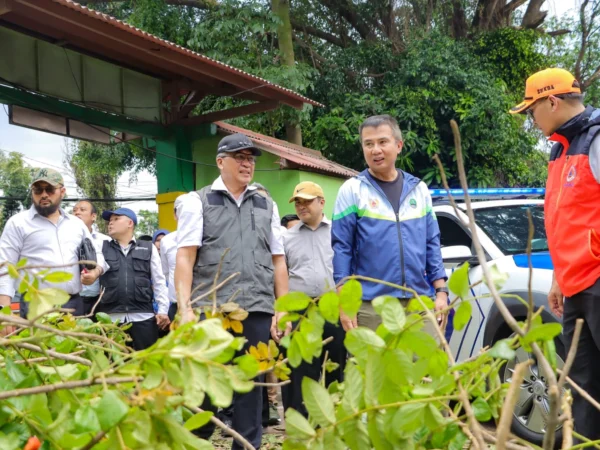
[6,0,323,109]
[216,121,358,179]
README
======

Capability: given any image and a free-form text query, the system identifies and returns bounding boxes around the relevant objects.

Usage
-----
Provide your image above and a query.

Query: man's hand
[340,311,357,332]
[434,293,449,328]
[156,314,171,330]
[81,267,101,286]
[271,312,292,343]
[548,278,564,318]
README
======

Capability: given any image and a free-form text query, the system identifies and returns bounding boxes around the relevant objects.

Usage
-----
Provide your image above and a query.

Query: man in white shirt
[98,208,170,350]
[159,195,185,329]
[73,200,111,316]
[0,168,107,324]
[175,133,288,449]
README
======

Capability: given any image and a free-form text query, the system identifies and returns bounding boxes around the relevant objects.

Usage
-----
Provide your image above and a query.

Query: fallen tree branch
[0,376,139,401]
[3,342,92,366]
[186,405,255,450]
[497,360,532,449]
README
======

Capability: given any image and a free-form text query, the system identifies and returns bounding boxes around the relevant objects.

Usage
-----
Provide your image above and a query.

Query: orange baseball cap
[510,68,581,114]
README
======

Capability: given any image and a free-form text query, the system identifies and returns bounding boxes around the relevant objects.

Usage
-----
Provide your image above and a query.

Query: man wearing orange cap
[511,68,600,440]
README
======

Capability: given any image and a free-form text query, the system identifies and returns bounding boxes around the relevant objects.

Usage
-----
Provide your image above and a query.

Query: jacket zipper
[251,208,255,231]
[555,155,570,209]
[363,174,417,292]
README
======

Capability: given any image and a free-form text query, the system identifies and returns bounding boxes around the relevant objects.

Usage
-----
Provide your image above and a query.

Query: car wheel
[500,343,565,446]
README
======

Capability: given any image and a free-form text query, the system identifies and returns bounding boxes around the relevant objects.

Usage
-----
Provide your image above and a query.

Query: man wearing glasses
[0,168,107,322]
[175,133,288,449]
[510,68,600,441]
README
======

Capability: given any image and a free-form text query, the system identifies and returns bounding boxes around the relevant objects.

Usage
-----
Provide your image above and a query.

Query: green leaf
[449,431,468,450]
[43,271,74,283]
[142,361,163,389]
[74,405,101,433]
[205,364,233,408]
[342,363,364,411]
[373,296,406,334]
[486,265,509,291]
[7,265,19,279]
[27,288,70,320]
[448,262,470,300]
[345,328,385,359]
[522,323,562,347]
[0,432,20,450]
[489,339,516,360]
[285,408,316,439]
[397,330,437,358]
[95,312,112,324]
[5,358,25,384]
[275,292,312,312]
[184,411,214,431]
[428,349,449,377]
[472,397,492,422]
[287,335,302,368]
[364,350,385,406]
[16,258,27,268]
[339,280,362,318]
[453,301,472,331]
[367,412,393,450]
[278,313,300,330]
[301,377,336,425]
[544,339,557,372]
[393,402,426,436]
[94,391,129,430]
[318,292,340,324]
[234,354,260,378]
[324,360,339,373]
[406,296,434,312]
[383,349,413,385]
[424,404,445,430]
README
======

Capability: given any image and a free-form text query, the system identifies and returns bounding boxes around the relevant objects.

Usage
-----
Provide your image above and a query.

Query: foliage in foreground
[0,260,565,449]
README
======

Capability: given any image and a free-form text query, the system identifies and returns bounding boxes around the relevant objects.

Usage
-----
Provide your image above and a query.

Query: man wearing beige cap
[0,168,107,323]
[275,181,346,418]
[511,68,600,440]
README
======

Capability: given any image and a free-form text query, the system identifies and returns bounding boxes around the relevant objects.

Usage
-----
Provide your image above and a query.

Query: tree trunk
[272,0,302,145]
[521,0,547,29]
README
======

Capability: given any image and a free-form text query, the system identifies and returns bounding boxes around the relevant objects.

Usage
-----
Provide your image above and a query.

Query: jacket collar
[550,105,598,144]
[357,168,421,204]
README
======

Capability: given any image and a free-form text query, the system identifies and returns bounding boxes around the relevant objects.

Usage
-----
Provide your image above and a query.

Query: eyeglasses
[31,185,57,195]
[223,154,257,165]
[526,97,552,120]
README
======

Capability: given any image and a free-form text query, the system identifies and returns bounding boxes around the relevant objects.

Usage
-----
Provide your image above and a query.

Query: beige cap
[289,181,324,203]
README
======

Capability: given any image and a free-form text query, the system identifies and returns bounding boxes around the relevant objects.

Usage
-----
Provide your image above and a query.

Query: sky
[0,0,581,210]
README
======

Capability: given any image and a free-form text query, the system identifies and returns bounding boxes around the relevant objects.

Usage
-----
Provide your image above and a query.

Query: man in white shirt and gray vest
[0,168,107,323]
[98,208,170,350]
[175,133,289,449]
[73,200,111,316]
[280,182,346,417]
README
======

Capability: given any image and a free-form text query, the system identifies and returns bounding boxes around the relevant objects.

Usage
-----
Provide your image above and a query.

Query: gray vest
[192,186,275,314]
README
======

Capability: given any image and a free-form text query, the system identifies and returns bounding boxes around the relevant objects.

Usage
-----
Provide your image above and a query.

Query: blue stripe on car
[512,252,554,270]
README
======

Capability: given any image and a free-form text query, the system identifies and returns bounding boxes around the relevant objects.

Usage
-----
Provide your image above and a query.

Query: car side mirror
[441,245,481,266]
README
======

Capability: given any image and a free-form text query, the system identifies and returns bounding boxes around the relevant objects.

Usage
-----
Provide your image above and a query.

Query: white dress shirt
[107,238,170,323]
[159,231,178,304]
[81,229,111,298]
[0,206,108,297]
[177,176,284,255]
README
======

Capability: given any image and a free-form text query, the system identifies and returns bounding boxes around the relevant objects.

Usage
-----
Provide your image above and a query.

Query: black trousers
[194,312,272,449]
[125,316,159,351]
[20,293,83,318]
[281,319,346,417]
[81,295,99,316]
[563,277,600,442]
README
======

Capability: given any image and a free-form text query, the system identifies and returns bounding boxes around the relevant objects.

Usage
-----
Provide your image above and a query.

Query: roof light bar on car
[430,188,545,199]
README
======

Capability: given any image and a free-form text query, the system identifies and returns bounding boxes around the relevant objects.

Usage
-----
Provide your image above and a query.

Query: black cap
[217,133,262,156]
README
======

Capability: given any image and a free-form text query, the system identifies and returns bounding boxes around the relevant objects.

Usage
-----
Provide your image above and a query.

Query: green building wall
[190,135,347,219]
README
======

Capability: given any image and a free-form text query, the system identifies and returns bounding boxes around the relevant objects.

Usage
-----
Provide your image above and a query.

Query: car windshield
[472,204,548,255]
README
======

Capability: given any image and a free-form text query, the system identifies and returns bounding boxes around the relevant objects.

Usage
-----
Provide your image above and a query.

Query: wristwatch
[435,287,450,296]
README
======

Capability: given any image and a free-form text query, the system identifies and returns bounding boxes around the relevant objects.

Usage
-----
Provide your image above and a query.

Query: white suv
[431,189,563,445]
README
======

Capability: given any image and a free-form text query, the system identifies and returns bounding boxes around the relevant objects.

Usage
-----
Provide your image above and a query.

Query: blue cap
[102,208,138,225]
[152,229,169,243]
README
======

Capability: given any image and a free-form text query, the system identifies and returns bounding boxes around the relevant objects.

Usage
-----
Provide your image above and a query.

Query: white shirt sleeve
[177,192,204,249]
[150,244,169,315]
[590,136,600,183]
[270,201,285,256]
[160,242,170,278]
[0,218,23,297]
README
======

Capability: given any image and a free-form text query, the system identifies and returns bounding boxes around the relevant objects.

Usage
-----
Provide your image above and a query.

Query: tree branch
[290,18,351,47]
[186,405,256,450]
[496,360,532,450]
[4,341,92,366]
[0,376,139,401]
[576,0,592,82]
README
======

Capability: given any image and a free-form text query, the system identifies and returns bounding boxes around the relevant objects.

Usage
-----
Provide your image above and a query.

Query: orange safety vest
[546,106,600,297]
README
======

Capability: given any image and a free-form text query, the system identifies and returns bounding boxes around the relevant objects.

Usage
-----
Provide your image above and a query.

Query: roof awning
[216,122,358,179]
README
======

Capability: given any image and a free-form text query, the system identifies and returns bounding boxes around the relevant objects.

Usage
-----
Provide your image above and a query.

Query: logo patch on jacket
[409,199,417,209]
[369,198,379,209]
[567,165,577,182]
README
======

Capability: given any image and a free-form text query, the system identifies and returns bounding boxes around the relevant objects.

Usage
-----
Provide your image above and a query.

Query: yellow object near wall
[156,191,186,231]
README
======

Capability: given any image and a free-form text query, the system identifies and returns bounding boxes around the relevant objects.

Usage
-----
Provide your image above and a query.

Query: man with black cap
[175,133,289,449]
[0,168,107,322]
[99,207,170,350]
